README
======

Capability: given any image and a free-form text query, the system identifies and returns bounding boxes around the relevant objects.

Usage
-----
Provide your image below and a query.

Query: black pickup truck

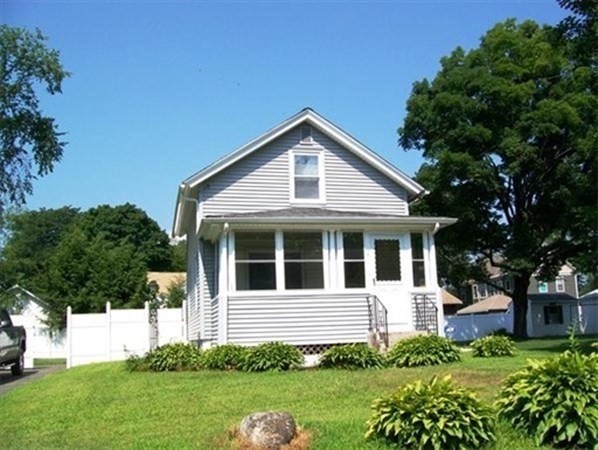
[0,309,27,376]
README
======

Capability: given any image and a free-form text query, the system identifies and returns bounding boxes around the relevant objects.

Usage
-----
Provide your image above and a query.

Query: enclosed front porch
[193,210,453,348]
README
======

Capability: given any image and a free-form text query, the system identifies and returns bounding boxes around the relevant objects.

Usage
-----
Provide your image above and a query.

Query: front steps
[368,330,428,353]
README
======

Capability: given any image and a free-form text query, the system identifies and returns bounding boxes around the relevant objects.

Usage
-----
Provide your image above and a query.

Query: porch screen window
[293,154,320,199]
[343,232,365,288]
[235,232,276,290]
[284,232,324,289]
[543,304,563,325]
[411,233,426,287]
[374,239,401,281]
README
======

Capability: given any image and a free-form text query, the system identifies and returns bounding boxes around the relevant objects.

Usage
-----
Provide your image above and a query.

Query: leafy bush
[366,376,495,449]
[488,328,512,337]
[201,344,249,370]
[241,341,304,372]
[471,335,516,357]
[146,342,203,371]
[497,351,598,448]
[125,353,151,372]
[387,334,460,367]
[319,343,386,369]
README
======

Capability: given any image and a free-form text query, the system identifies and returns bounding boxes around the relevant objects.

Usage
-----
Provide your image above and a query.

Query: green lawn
[1,336,595,449]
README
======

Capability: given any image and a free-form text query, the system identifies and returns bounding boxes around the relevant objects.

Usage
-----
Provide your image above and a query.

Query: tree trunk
[512,275,531,339]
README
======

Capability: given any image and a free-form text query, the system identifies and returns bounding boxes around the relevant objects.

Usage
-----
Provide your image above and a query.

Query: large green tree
[76,203,173,271]
[400,19,597,337]
[0,26,70,214]
[0,204,178,328]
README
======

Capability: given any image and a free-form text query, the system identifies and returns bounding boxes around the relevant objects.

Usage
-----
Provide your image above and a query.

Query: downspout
[430,222,443,335]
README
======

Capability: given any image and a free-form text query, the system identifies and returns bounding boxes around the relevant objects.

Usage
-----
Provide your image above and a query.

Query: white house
[4,285,66,367]
[172,108,456,352]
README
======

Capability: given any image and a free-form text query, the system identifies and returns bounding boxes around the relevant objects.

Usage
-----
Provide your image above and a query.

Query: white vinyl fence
[444,311,513,342]
[11,314,66,369]
[66,301,187,368]
[580,301,598,334]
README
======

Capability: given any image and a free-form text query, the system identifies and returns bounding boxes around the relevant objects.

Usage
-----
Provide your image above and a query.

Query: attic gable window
[291,151,324,202]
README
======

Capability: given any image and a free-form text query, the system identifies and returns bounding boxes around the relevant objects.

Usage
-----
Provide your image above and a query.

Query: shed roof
[456,294,512,315]
[441,289,463,306]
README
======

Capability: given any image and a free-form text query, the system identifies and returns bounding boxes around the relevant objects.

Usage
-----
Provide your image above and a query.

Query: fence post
[106,302,111,361]
[66,306,72,369]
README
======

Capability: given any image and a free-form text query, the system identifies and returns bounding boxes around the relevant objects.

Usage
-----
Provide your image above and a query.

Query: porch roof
[198,207,456,240]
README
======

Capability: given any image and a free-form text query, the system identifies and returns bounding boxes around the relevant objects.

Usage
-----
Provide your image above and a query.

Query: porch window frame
[338,231,366,289]
[230,229,329,293]
[289,149,326,204]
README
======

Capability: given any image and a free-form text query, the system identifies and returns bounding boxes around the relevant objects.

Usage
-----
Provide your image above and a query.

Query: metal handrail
[413,294,439,334]
[367,295,389,348]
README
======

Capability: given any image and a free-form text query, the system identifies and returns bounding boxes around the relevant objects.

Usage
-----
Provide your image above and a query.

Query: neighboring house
[147,272,186,296]
[468,263,579,303]
[451,291,581,337]
[3,285,66,366]
[172,108,456,351]
[456,294,511,315]
[441,289,463,316]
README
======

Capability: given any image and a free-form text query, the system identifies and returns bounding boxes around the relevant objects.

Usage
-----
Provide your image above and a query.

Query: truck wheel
[11,352,24,376]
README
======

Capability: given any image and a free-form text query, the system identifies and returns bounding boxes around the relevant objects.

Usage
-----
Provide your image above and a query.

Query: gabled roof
[456,294,511,315]
[173,108,427,236]
[441,289,463,306]
[5,285,50,310]
[147,272,186,296]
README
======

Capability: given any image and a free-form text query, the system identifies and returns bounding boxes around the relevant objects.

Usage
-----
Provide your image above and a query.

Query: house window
[235,232,276,291]
[505,279,512,291]
[538,281,548,293]
[411,233,426,287]
[556,277,565,292]
[478,284,488,298]
[292,153,322,201]
[284,232,324,289]
[343,232,365,288]
[374,239,401,281]
[543,304,563,325]
[472,284,480,300]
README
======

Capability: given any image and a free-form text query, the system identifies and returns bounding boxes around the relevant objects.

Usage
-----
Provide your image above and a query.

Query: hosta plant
[387,334,460,367]
[366,376,495,449]
[145,342,203,371]
[471,335,516,357]
[319,343,385,369]
[201,344,248,370]
[241,341,304,372]
[497,350,598,448]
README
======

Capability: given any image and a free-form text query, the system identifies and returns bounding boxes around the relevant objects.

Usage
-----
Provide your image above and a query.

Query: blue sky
[3,1,566,233]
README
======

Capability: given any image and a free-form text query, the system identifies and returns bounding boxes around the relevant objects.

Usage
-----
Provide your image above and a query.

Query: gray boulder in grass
[239,411,296,448]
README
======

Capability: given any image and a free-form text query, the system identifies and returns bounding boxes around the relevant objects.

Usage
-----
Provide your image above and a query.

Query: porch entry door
[369,234,409,331]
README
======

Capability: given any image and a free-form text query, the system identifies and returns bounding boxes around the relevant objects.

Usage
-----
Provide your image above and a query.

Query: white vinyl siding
[201,126,409,216]
[186,232,201,342]
[227,292,370,346]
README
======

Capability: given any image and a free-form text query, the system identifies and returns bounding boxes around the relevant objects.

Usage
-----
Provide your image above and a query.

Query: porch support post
[328,230,338,289]
[218,229,229,344]
[428,231,445,336]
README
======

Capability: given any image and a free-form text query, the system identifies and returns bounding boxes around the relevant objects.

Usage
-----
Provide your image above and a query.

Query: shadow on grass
[516,334,597,354]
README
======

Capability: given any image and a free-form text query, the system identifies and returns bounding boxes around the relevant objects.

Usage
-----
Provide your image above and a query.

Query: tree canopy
[0,26,70,214]
[0,204,181,328]
[400,19,597,337]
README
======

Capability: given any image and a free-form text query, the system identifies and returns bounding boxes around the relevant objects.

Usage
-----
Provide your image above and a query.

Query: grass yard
[0,336,595,449]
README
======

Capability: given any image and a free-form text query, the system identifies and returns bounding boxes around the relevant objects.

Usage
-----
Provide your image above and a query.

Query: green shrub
[319,343,386,369]
[146,342,203,371]
[124,353,151,372]
[366,376,495,449]
[497,351,598,448]
[387,334,460,367]
[241,341,304,372]
[471,335,516,357]
[201,344,248,370]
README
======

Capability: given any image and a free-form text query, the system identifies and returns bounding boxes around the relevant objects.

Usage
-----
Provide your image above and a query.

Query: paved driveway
[0,365,64,396]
